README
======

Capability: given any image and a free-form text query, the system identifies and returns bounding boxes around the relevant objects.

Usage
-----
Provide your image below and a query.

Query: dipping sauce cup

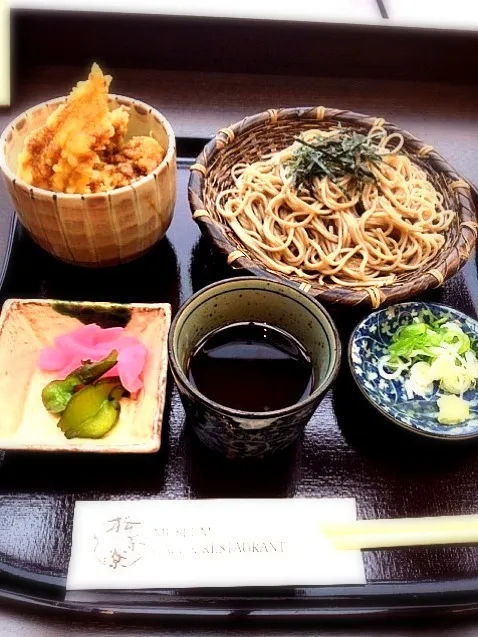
[168,277,341,459]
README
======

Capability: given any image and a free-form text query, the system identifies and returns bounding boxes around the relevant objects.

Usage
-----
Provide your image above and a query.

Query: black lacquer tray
[1,143,478,622]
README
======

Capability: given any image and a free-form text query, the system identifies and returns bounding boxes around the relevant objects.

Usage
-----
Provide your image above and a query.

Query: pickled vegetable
[39,323,147,393]
[63,396,121,440]
[42,374,82,415]
[42,350,118,414]
[58,378,124,439]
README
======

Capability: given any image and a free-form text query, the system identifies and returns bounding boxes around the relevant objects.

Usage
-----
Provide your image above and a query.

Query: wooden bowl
[0,96,176,267]
[188,106,477,308]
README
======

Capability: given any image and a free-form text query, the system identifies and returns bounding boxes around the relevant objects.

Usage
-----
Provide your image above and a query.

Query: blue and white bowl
[348,302,478,440]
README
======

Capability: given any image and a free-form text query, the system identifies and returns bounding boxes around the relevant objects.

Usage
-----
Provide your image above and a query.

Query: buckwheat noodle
[215,125,455,295]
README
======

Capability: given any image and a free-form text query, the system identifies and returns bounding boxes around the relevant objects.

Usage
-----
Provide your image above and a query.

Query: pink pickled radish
[118,344,147,393]
[38,346,70,371]
[38,323,147,393]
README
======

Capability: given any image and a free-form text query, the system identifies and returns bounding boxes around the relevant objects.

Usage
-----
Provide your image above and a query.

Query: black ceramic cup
[168,277,341,459]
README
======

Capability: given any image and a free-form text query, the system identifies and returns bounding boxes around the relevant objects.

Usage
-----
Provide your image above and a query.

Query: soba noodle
[215,125,455,295]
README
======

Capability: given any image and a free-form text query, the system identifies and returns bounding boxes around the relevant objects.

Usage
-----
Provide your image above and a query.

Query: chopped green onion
[378,309,478,426]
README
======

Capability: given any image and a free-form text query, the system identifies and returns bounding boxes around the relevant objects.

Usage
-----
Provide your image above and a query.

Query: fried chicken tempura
[17,64,165,194]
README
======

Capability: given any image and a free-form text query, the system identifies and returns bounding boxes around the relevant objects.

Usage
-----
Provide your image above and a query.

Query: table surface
[0,64,478,636]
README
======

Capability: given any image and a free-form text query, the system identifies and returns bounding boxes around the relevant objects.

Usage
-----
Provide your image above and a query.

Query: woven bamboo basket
[0,96,176,267]
[188,106,477,308]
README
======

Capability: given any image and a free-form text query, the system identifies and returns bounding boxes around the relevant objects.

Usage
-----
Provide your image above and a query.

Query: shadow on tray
[0,224,181,313]
[190,236,249,293]
[180,418,302,499]
[0,376,176,496]
[332,361,478,473]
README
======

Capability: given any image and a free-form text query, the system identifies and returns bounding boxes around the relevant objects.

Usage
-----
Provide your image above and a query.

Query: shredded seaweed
[287,126,384,192]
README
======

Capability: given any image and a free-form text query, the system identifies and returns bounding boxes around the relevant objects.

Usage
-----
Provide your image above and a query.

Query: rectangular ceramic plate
[0,298,171,452]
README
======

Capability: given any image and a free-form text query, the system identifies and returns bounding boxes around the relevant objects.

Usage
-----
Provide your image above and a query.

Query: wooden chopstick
[321,515,478,550]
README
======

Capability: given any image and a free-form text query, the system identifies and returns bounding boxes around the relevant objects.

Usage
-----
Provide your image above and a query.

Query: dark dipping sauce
[187,321,314,412]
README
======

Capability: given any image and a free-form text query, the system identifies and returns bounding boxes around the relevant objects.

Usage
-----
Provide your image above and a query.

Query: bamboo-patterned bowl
[0,96,176,267]
[188,106,477,309]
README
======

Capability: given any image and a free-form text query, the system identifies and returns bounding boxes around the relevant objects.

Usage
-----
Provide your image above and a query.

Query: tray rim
[1,142,478,622]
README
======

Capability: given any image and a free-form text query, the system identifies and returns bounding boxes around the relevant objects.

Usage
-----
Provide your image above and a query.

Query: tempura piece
[17,64,165,194]
[106,105,130,154]
[91,136,166,192]
[18,64,116,194]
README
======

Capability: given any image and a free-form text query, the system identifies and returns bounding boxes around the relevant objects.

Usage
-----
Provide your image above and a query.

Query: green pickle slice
[42,375,80,415]
[42,350,119,414]
[58,378,124,439]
